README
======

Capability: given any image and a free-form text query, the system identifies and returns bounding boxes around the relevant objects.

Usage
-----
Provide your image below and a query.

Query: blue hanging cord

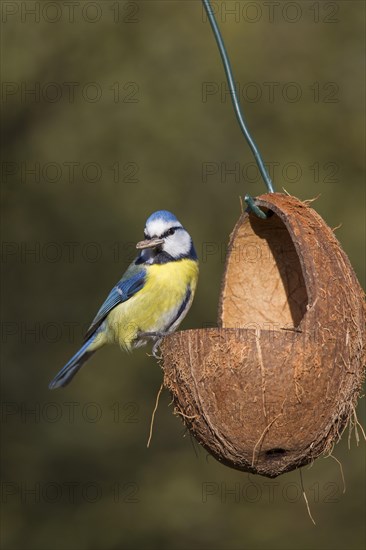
[202,0,274,217]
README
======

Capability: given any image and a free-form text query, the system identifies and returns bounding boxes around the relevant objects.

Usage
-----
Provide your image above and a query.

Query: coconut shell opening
[219,211,308,330]
[161,193,365,478]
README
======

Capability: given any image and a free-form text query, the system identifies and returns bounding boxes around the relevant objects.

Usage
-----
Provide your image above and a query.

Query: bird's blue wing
[84,264,146,341]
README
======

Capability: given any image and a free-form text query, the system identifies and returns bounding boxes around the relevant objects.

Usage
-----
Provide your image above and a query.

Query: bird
[49,210,199,389]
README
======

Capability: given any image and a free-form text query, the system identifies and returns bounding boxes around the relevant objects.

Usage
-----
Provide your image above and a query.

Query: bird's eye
[168,228,175,236]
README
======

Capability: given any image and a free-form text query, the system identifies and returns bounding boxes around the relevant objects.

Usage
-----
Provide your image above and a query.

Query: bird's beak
[136,237,164,250]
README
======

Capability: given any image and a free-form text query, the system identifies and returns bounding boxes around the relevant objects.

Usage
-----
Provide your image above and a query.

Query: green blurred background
[1,1,365,549]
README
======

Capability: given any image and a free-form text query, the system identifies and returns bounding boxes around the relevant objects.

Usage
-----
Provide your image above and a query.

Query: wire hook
[202,0,274,218]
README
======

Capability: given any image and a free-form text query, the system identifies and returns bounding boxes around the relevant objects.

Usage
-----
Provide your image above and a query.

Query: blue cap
[146,210,179,224]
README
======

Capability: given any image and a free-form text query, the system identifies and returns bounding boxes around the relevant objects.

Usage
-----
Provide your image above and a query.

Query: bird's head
[136,210,197,263]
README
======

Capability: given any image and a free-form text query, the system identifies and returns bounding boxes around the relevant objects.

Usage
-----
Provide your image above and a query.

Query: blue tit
[49,210,199,389]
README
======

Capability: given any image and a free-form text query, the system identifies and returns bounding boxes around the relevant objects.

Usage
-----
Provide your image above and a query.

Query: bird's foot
[152,339,162,359]
[140,331,169,359]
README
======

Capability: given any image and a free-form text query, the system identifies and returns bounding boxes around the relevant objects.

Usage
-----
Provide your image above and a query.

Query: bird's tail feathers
[49,336,96,389]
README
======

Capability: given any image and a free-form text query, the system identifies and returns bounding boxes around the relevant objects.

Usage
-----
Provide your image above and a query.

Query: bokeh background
[1,1,365,549]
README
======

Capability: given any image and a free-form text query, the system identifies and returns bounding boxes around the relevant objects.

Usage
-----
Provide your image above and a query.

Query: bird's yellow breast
[105,259,198,350]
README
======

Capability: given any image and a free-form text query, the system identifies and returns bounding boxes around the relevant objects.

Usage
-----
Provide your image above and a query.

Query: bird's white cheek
[164,232,191,258]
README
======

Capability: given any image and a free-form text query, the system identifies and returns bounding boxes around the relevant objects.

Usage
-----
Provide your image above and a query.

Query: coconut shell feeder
[159,1,366,478]
[161,193,365,477]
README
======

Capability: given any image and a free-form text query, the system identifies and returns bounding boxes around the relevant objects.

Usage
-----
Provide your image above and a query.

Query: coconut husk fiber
[161,193,365,477]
